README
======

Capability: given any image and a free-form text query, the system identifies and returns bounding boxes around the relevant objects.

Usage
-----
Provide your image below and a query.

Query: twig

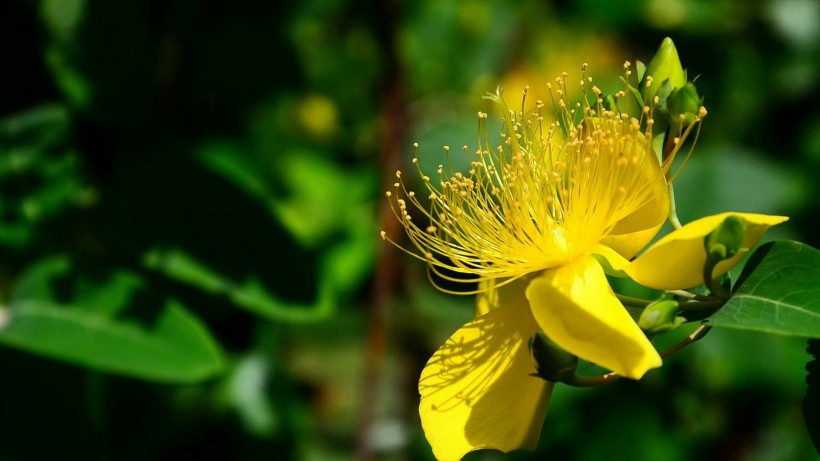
[564,325,713,387]
[354,0,405,459]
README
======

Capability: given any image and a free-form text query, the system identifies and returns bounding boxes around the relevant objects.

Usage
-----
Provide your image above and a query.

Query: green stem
[702,260,731,299]
[667,184,682,230]
[664,133,683,230]
[660,325,712,358]
[678,299,725,311]
[561,325,713,387]
[667,289,719,302]
[565,372,621,387]
[615,293,653,308]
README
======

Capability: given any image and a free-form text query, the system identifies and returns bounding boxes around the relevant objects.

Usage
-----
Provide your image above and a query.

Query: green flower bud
[641,37,687,104]
[667,83,703,127]
[638,299,684,334]
[704,215,747,262]
[529,332,577,383]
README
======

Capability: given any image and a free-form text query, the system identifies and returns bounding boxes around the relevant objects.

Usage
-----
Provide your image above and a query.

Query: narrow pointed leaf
[0,299,224,383]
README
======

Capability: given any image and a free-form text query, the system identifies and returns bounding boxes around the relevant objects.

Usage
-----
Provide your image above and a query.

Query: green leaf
[804,339,820,454]
[706,241,820,338]
[142,247,336,323]
[0,299,225,383]
[12,255,146,318]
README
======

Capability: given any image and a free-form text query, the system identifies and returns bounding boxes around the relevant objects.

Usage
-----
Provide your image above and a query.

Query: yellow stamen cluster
[382,67,704,293]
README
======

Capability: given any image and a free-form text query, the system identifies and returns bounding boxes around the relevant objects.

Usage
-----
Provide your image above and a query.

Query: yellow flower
[382,69,706,460]
[599,212,789,290]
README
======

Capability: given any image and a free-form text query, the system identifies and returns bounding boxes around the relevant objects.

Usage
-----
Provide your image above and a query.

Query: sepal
[529,332,578,383]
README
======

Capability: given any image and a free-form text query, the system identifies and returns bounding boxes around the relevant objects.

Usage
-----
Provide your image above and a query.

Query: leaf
[0,299,224,383]
[142,246,336,323]
[12,255,146,318]
[706,241,820,338]
[804,339,820,454]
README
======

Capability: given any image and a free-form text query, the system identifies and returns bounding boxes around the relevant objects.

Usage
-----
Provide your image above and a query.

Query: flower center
[383,73,669,293]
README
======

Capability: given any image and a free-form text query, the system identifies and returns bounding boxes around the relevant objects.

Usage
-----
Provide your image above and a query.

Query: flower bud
[704,215,747,262]
[638,300,684,334]
[641,37,687,103]
[529,332,578,383]
[667,83,702,127]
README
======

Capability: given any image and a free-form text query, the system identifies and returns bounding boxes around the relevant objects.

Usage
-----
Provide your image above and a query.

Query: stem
[667,289,717,302]
[667,184,683,230]
[616,293,653,308]
[562,325,713,387]
[664,133,683,230]
[702,260,731,299]
[565,372,622,387]
[355,1,404,458]
[678,299,725,311]
[660,325,712,358]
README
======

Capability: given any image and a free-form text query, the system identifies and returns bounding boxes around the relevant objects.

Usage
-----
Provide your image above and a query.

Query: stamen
[383,66,704,294]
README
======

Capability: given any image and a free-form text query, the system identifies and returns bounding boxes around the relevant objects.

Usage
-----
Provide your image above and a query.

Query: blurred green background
[1,0,819,459]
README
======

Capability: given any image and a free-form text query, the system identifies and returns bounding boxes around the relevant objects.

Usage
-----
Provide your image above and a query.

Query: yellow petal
[475,276,534,316]
[525,255,662,379]
[600,221,663,261]
[475,280,497,317]
[591,243,630,275]
[625,212,789,290]
[419,291,553,461]
[599,144,669,259]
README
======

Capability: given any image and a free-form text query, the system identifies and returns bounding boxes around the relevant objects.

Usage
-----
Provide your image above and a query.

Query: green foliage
[0,104,91,248]
[1,0,818,458]
[2,256,224,382]
[707,241,820,338]
[0,299,224,383]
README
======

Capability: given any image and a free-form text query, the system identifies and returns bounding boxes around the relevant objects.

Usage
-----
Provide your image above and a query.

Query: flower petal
[525,255,662,379]
[600,220,663,261]
[600,145,669,259]
[591,243,631,276]
[625,212,789,290]
[476,276,534,316]
[419,291,553,461]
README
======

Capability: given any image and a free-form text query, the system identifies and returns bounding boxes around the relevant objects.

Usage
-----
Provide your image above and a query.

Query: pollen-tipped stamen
[383,66,700,294]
